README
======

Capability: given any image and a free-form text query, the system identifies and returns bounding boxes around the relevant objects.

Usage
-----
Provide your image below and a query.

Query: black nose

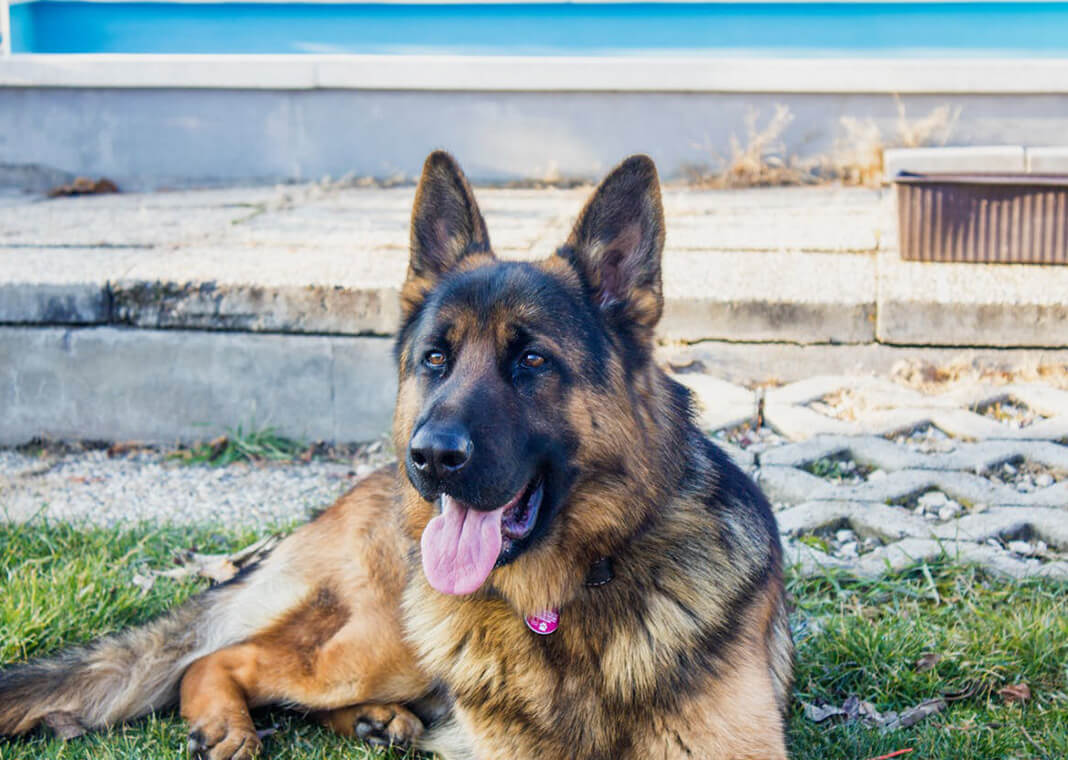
[409,425,473,480]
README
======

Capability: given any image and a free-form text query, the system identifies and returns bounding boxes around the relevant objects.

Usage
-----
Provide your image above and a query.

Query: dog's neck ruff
[524,557,614,635]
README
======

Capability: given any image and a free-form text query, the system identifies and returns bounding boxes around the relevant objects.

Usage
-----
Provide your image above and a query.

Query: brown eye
[520,352,546,369]
[424,350,447,368]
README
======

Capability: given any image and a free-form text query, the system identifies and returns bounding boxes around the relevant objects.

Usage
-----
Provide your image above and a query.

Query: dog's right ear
[402,151,492,318]
[557,155,665,339]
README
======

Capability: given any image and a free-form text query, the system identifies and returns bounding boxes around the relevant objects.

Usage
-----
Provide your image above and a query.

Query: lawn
[1,521,1064,760]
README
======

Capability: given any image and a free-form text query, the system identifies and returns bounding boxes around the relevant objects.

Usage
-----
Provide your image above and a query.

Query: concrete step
[3,182,1066,348]
[3,183,884,345]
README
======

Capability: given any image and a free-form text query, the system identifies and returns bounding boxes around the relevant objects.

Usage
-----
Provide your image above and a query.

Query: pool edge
[4,53,1068,93]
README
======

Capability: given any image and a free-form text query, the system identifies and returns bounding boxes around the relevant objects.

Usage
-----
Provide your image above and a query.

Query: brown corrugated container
[895,172,1068,264]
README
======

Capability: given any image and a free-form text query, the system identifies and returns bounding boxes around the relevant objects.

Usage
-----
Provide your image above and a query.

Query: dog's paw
[354,704,423,748]
[319,703,424,748]
[188,717,262,760]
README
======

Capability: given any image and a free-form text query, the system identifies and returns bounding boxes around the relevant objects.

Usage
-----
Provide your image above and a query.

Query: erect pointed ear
[557,155,665,334]
[402,151,493,315]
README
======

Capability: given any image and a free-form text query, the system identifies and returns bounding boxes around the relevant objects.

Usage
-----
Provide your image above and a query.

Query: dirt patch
[892,358,1068,392]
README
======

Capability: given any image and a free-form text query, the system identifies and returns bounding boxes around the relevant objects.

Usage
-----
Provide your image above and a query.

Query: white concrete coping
[884,146,1028,177]
[1027,146,1068,173]
[886,146,1068,177]
[5,54,1068,93]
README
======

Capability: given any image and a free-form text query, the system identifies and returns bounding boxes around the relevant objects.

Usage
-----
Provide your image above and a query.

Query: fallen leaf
[43,711,86,739]
[107,441,145,458]
[207,435,230,461]
[801,695,945,733]
[802,702,846,723]
[998,683,1031,703]
[842,695,882,723]
[131,572,156,595]
[882,698,947,732]
[226,534,282,566]
[915,652,942,672]
[149,535,281,586]
[48,177,119,198]
[864,751,913,760]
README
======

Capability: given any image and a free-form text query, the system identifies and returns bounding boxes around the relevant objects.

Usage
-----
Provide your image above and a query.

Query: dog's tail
[0,576,252,738]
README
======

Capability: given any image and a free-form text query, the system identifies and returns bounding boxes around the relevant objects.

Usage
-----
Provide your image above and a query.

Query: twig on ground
[865,750,914,760]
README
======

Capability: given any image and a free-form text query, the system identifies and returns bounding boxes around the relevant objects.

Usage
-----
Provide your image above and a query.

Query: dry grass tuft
[891,356,1068,392]
[696,105,812,188]
[828,96,962,186]
[894,96,961,149]
[690,97,963,188]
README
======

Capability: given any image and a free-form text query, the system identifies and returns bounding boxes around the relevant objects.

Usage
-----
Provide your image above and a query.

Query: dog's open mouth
[420,476,544,596]
[501,477,543,543]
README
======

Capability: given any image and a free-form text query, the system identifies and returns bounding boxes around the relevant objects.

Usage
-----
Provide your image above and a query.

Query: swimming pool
[8,1,1068,57]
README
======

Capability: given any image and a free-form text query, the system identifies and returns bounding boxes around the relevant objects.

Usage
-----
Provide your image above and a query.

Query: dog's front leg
[180,643,264,760]
[180,607,432,760]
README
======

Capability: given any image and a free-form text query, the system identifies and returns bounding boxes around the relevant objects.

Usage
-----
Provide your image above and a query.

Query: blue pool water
[9,1,1068,56]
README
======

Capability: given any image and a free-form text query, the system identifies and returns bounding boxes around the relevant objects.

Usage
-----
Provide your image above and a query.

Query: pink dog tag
[525,609,559,635]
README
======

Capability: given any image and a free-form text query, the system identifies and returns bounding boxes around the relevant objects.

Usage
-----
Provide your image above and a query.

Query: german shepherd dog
[0,153,792,759]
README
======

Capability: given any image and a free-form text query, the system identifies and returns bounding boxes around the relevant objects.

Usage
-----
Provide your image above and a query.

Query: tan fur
[0,153,792,760]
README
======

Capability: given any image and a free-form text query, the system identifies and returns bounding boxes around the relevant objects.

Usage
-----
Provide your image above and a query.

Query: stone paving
[672,368,1068,580]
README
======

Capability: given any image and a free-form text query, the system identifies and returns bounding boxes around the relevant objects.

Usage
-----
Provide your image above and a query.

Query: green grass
[787,564,1067,759]
[1,522,1065,759]
[170,425,306,466]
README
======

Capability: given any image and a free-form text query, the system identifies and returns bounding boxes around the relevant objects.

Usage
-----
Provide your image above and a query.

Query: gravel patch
[897,489,968,522]
[978,458,1066,492]
[713,422,786,454]
[984,536,1064,564]
[0,448,395,528]
[802,453,878,485]
[972,396,1048,429]
[888,424,957,454]
[798,526,883,560]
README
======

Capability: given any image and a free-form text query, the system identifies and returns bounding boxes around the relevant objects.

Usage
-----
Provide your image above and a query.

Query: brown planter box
[895,172,1068,264]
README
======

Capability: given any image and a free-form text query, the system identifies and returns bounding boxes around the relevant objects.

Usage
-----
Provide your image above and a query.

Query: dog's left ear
[558,155,665,334]
[402,151,493,317]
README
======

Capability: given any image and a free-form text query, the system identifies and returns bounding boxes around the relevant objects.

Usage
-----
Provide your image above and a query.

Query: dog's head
[394,151,689,612]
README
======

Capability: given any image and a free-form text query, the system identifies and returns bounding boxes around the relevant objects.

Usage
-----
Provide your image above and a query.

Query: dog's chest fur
[402,494,775,760]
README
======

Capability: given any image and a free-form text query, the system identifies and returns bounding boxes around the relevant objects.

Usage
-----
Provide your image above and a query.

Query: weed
[171,424,305,466]
[690,97,963,188]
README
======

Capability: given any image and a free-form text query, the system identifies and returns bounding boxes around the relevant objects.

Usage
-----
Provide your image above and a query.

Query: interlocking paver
[759,466,1068,508]
[672,373,756,433]
[685,368,1068,580]
[761,436,1068,474]
[761,375,1068,441]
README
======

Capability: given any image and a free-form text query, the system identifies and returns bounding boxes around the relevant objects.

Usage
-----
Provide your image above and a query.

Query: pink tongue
[421,495,505,595]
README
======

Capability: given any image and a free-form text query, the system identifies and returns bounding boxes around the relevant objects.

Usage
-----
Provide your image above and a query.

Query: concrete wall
[0,327,397,444]
[4,88,1068,190]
